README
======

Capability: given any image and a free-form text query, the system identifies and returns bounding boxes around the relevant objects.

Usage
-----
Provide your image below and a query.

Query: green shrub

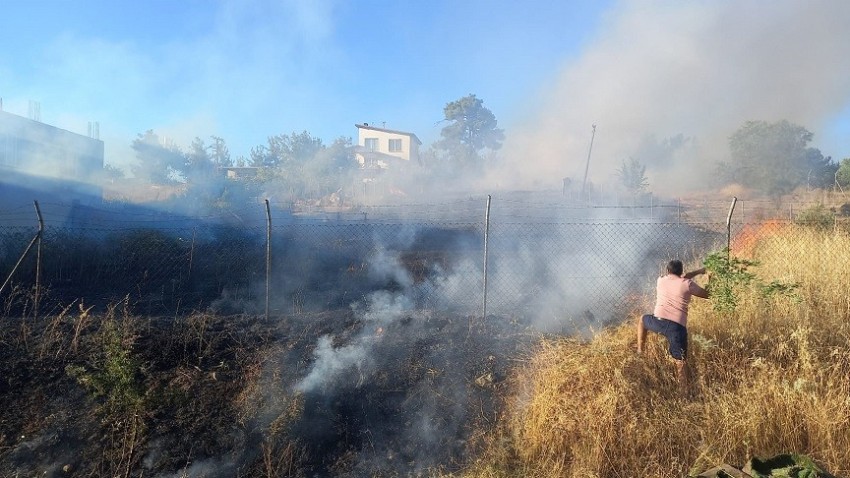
[66,315,143,412]
[794,203,835,230]
[703,249,800,315]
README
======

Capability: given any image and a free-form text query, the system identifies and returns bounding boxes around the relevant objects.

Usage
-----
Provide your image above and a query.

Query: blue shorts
[642,314,687,360]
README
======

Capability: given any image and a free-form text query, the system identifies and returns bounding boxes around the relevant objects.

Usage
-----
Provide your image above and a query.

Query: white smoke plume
[482,0,850,194]
[295,290,414,393]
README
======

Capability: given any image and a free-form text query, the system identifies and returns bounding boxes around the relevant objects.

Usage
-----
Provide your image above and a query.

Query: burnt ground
[0,304,537,477]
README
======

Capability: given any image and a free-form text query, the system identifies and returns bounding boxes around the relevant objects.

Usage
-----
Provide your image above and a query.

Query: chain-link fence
[1,196,845,324]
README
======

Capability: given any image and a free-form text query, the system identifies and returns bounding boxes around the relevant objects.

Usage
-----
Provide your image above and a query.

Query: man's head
[666,259,684,276]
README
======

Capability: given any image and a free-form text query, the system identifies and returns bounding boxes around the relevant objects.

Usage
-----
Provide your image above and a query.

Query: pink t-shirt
[653,274,707,327]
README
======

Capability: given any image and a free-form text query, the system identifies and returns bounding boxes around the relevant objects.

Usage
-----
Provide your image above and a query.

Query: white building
[354,123,421,169]
[0,109,104,205]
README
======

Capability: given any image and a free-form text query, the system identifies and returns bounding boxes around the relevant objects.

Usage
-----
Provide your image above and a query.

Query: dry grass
[461,225,850,477]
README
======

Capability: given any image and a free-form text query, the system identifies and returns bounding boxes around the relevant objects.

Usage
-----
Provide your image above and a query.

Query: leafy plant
[66,315,143,411]
[793,203,835,230]
[703,249,800,314]
[703,250,758,314]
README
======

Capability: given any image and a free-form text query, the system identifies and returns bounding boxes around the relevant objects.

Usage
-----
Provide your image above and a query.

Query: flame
[731,219,788,257]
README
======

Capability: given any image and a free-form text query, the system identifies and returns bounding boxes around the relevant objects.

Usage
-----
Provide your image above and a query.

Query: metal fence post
[187,228,196,280]
[265,199,271,321]
[34,201,44,320]
[1,200,44,298]
[482,195,492,319]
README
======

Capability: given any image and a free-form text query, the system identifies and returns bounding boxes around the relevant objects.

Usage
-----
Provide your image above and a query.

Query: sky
[1,0,849,192]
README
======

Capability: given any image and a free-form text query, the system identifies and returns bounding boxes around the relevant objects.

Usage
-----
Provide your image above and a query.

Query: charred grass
[0,303,297,476]
[0,299,534,476]
[6,221,849,477]
[461,225,850,477]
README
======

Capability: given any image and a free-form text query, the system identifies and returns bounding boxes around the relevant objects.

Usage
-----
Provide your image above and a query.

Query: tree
[725,120,835,196]
[632,133,693,168]
[248,131,357,201]
[102,164,125,184]
[435,94,504,166]
[249,145,271,167]
[130,130,186,184]
[302,136,356,198]
[210,136,232,167]
[617,157,649,194]
[279,131,324,167]
[265,131,324,197]
[836,158,850,188]
[803,147,837,189]
[185,137,215,183]
[181,137,227,212]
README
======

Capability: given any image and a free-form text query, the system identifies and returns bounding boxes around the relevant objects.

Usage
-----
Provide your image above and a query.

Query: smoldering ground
[288,294,523,476]
[275,235,511,476]
[0,196,723,476]
[245,207,718,475]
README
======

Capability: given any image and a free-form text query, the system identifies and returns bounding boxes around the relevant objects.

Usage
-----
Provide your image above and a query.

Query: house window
[388,138,403,152]
[365,138,379,151]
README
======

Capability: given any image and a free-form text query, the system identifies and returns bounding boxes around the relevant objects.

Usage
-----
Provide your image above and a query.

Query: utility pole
[581,124,597,200]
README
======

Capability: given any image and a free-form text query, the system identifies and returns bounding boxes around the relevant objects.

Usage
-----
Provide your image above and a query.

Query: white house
[354,123,421,169]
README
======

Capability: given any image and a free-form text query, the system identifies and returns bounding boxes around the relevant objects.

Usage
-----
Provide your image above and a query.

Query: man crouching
[637,259,709,390]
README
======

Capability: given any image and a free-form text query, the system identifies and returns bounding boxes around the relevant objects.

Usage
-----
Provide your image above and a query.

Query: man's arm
[684,267,710,298]
[691,283,709,299]
[682,267,706,280]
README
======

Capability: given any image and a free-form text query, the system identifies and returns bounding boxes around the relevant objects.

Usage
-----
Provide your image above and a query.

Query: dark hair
[666,259,684,276]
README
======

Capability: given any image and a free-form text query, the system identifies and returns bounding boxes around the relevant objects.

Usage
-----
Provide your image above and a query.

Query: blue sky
[0,0,610,164]
[2,0,849,190]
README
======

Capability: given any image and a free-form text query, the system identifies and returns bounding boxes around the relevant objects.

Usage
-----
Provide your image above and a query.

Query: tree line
[106,95,849,205]
[618,119,848,198]
[105,94,504,208]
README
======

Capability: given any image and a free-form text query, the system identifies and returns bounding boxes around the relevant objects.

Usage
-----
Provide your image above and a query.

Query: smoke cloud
[295,291,414,393]
[484,0,850,194]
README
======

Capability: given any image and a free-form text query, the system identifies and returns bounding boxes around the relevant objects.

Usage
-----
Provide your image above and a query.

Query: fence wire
[0,197,845,325]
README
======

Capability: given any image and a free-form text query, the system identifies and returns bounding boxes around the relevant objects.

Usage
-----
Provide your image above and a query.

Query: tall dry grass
[462,225,850,477]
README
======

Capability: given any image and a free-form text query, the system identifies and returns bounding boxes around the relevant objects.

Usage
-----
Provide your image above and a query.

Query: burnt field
[0,307,534,477]
[0,202,725,476]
